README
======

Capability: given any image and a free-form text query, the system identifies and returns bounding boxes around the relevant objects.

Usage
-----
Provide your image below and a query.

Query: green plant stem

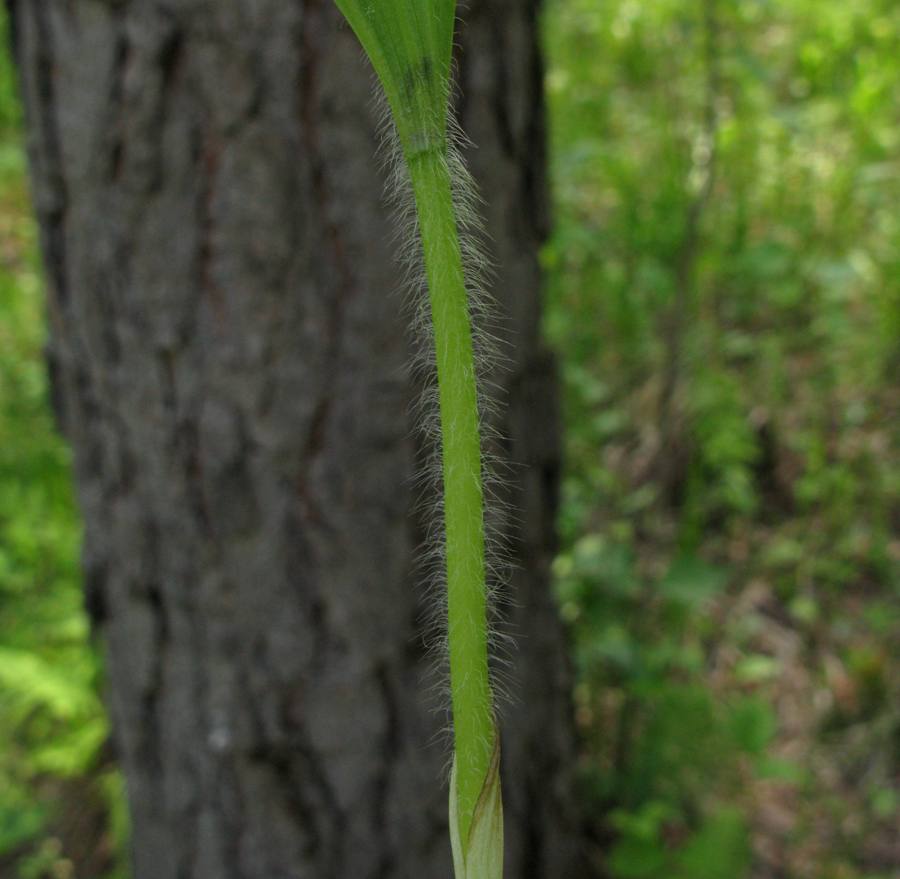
[407,145,493,847]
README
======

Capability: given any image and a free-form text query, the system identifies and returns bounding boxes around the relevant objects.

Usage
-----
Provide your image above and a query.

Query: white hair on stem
[371,77,519,748]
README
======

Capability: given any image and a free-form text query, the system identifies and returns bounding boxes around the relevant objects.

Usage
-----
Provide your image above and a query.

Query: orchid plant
[332,1,502,876]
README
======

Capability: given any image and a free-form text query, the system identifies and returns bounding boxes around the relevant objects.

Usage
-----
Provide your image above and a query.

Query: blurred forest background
[0,0,897,877]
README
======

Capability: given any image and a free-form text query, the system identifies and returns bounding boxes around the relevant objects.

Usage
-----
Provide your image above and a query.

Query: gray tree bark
[9,0,586,876]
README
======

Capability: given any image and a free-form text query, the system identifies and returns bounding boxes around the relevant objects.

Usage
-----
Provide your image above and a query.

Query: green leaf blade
[334,0,457,156]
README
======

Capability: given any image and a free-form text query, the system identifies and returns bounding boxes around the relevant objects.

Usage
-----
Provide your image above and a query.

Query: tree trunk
[9,0,585,876]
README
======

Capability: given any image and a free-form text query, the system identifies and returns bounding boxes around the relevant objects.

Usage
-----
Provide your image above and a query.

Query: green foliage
[545,0,900,875]
[557,539,775,839]
[609,804,750,879]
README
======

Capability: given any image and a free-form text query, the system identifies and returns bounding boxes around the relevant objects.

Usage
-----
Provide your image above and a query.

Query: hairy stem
[408,146,493,846]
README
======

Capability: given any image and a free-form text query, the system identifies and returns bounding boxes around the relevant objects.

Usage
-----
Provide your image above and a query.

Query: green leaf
[728,696,777,755]
[658,556,728,609]
[608,802,674,878]
[0,648,96,720]
[334,0,457,155]
[674,809,751,879]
